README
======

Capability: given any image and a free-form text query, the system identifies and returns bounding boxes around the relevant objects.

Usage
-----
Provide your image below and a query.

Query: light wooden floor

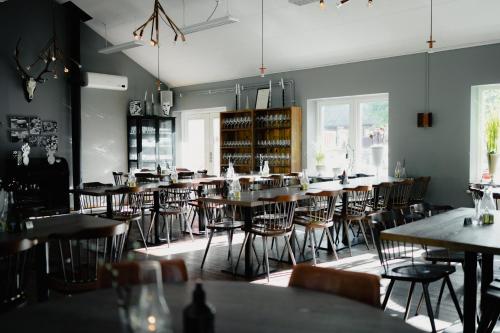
[130,220,500,333]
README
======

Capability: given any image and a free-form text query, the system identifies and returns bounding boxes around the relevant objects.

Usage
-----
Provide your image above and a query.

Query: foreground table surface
[0,281,420,333]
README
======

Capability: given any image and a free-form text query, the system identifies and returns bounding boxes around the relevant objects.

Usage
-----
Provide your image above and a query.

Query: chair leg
[134,219,148,252]
[415,292,424,316]
[284,235,296,265]
[309,229,317,265]
[343,220,353,256]
[358,221,370,250]
[301,228,308,256]
[228,229,234,268]
[201,229,214,269]
[262,236,270,282]
[444,276,464,323]
[165,216,170,247]
[404,282,416,321]
[422,283,437,333]
[234,232,249,274]
[183,212,194,241]
[382,279,395,310]
[146,212,157,242]
[311,229,320,255]
[325,227,338,261]
[435,278,447,318]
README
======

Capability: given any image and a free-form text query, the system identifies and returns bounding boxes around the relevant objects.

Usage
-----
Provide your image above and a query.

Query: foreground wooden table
[0,214,122,302]
[381,208,500,333]
[0,281,420,333]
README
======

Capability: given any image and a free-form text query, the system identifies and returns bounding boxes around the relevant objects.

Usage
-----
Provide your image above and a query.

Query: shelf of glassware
[220,110,254,173]
[253,107,301,173]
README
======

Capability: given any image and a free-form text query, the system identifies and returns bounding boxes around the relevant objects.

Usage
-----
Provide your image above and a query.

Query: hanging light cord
[426,52,430,111]
[206,0,220,22]
[157,43,161,90]
[261,0,264,74]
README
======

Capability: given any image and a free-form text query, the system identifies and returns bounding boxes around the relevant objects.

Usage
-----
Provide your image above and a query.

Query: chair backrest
[261,175,284,188]
[409,202,432,219]
[98,259,188,288]
[410,176,431,203]
[289,265,381,308]
[286,173,301,186]
[49,223,129,293]
[159,183,192,209]
[390,179,414,208]
[304,190,343,223]
[83,182,113,188]
[344,186,372,218]
[371,182,393,211]
[112,172,126,186]
[79,193,107,215]
[105,187,145,216]
[238,177,253,191]
[0,238,38,312]
[257,195,297,231]
[178,171,194,180]
[200,180,225,197]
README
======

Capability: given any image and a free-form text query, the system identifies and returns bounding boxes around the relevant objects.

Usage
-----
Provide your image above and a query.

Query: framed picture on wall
[42,121,57,134]
[29,117,42,135]
[255,88,270,109]
[129,100,144,116]
[28,135,39,147]
[9,116,29,131]
[9,129,29,143]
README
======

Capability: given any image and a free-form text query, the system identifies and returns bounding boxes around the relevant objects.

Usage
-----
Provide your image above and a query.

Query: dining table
[381,207,500,333]
[0,280,421,333]
[0,214,122,302]
[199,176,400,278]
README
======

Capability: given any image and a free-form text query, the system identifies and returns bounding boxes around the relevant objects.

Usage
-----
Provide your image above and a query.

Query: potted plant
[370,128,385,177]
[486,116,500,182]
[315,146,326,176]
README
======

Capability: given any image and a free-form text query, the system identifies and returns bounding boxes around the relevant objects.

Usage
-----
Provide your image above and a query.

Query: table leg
[463,251,478,333]
[106,194,112,218]
[341,192,349,246]
[242,207,253,278]
[36,242,49,302]
[480,253,494,319]
[153,191,161,244]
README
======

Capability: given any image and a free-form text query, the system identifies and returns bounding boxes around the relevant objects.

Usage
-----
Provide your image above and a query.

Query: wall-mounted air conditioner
[82,72,128,91]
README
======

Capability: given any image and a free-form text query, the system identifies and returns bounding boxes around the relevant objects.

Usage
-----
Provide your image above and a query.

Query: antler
[34,55,54,83]
[14,38,29,79]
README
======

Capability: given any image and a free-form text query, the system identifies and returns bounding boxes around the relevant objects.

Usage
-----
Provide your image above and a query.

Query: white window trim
[314,93,389,173]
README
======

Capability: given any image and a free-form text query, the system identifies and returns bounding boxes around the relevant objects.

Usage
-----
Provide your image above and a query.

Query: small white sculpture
[21,143,30,166]
[45,136,58,165]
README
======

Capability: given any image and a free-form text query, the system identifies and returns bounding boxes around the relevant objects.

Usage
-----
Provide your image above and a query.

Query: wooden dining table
[199,176,400,278]
[381,208,500,333]
[0,214,122,302]
[0,281,420,333]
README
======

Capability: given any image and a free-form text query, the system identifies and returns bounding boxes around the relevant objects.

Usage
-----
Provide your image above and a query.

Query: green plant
[486,116,500,154]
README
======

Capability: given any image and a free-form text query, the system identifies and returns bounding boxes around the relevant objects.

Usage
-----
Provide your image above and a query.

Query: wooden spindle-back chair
[410,176,431,204]
[390,179,415,209]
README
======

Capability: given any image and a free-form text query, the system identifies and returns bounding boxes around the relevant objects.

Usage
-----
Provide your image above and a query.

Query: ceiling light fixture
[336,0,373,8]
[259,0,266,77]
[181,15,239,35]
[98,40,145,54]
[320,0,325,9]
[427,0,436,49]
[132,0,185,46]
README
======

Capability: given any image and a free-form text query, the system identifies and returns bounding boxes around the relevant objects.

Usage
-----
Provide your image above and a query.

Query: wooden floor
[129,219,500,333]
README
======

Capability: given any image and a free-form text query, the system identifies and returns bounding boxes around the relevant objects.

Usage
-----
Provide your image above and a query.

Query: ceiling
[65,0,500,88]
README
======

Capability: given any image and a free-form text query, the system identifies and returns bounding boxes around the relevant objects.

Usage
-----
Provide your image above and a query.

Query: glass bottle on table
[480,187,496,225]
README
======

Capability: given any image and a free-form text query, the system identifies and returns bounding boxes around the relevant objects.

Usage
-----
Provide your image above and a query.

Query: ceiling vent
[288,0,317,5]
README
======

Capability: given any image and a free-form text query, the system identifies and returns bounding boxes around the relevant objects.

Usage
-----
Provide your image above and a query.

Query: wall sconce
[417,112,433,127]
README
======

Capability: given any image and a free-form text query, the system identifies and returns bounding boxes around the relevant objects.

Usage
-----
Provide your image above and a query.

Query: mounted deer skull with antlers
[14,39,54,103]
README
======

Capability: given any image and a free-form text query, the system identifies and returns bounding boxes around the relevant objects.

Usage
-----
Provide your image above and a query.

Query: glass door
[141,118,157,170]
[128,117,139,170]
[158,118,175,169]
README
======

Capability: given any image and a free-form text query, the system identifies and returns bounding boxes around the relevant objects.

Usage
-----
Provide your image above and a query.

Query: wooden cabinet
[220,107,302,174]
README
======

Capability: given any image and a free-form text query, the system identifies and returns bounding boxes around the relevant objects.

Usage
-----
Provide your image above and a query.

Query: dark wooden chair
[105,187,148,251]
[188,180,225,231]
[285,173,301,186]
[79,182,112,216]
[410,176,431,204]
[260,175,284,189]
[390,179,414,209]
[368,182,393,212]
[289,264,381,308]
[334,186,372,255]
[0,238,37,312]
[200,200,245,269]
[112,172,126,186]
[293,190,342,264]
[48,223,128,294]
[369,214,463,333]
[238,177,253,191]
[98,259,188,288]
[235,195,298,281]
[148,183,194,246]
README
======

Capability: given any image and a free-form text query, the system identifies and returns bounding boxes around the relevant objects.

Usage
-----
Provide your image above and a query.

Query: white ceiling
[66,0,500,88]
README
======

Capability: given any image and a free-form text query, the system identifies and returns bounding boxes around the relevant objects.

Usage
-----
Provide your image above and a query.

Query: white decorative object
[488,153,499,183]
[315,165,325,177]
[45,135,58,165]
[21,143,30,166]
[262,161,270,176]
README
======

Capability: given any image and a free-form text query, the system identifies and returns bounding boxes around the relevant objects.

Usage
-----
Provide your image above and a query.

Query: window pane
[320,103,350,169]
[184,119,206,171]
[359,101,389,175]
[480,88,500,178]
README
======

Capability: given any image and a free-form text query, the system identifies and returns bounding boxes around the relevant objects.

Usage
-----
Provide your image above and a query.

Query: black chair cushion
[382,263,456,283]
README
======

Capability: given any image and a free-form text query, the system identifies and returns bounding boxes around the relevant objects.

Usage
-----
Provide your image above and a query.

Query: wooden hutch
[220,107,302,174]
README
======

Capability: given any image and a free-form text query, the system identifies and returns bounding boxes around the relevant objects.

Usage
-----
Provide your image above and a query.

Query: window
[470,84,500,182]
[316,93,389,175]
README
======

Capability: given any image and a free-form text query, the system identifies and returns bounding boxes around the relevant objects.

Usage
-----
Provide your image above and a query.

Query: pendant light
[258,0,266,77]
[320,0,325,9]
[427,0,436,49]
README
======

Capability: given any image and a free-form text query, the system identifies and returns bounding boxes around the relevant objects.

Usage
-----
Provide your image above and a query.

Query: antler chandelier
[319,0,373,8]
[133,0,185,46]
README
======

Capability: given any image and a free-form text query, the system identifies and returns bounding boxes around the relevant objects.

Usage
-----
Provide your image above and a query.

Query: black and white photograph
[29,117,43,135]
[42,121,57,134]
[9,116,29,131]
[129,100,143,116]
[28,135,39,147]
[9,129,29,143]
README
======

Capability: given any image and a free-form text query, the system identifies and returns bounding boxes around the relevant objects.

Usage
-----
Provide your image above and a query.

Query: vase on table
[315,165,325,177]
[371,145,384,179]
[488,153,499,183]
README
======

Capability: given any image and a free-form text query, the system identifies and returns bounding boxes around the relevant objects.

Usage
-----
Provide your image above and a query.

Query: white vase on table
[371,145,384,179]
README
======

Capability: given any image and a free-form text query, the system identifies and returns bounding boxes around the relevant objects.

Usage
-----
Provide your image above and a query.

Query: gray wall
[80,24,161,184]
[0,0,71,178]
[173,43,500,207]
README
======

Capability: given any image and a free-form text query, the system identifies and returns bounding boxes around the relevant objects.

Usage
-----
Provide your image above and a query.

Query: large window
[470,84,500,181]
[316,93,389,175]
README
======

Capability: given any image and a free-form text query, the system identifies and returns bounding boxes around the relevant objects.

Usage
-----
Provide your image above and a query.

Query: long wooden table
[0,214,122,301]
[199,176,400,278]
[381,208,500,333]
[0,281,421,333]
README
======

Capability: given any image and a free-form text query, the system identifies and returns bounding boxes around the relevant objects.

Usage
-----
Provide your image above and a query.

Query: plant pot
[488,153,500,182]
[316,165,326,176]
